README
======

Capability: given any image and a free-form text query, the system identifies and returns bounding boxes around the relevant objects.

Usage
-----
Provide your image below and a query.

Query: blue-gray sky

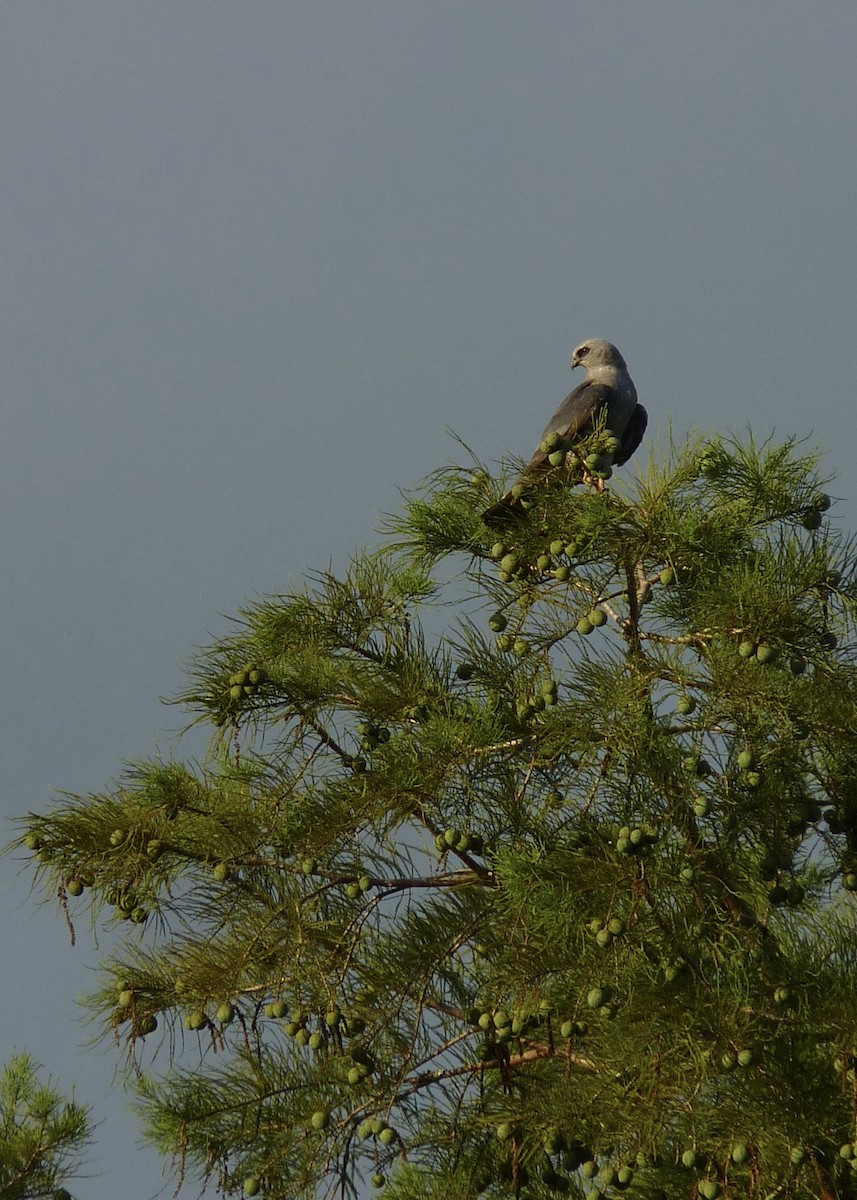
[3,5,857,1197]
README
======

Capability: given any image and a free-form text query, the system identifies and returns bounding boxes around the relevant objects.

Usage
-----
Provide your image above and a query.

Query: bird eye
[576,345,590,358]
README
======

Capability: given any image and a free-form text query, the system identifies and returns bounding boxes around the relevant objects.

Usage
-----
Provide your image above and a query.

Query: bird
[481,339,646,527]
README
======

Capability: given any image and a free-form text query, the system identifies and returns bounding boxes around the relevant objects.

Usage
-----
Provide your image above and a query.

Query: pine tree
[13,433,857,1200]
[0,1054,92,1200]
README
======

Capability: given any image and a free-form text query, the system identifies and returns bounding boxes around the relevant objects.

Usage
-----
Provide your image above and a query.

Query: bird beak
[570,355,580,369]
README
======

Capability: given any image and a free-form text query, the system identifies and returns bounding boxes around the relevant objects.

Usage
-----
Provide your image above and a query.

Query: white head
[570,339,628,372]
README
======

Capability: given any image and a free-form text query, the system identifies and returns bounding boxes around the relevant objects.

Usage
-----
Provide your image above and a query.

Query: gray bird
[481,338,646,527]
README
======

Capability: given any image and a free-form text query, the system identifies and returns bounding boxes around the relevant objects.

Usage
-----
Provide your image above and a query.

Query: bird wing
[614,404,648,466]
[526,380,616,471]
[481,379,644,530]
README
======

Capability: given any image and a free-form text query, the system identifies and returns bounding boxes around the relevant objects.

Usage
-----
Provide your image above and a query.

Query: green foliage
[13,432,857,1199]
[0,1054,92,1200]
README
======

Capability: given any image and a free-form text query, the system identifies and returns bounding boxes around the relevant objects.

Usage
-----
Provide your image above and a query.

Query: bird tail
[480,494,527,529]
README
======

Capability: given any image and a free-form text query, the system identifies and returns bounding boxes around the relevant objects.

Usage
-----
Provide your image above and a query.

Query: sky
[2,4,857,1197]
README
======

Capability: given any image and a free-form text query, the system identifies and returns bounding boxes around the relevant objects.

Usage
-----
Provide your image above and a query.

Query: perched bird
[481,339,647,527]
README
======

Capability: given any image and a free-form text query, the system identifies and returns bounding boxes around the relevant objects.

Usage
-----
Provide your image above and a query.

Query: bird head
[570,339,626,371]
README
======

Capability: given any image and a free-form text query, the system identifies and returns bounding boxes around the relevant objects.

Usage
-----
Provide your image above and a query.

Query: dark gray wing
[614,404,648,466]
[481,383,643,529]
[526,380,615,471]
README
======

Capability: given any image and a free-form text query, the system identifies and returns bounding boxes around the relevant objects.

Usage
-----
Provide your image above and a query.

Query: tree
[12,432,857,1200]
[0,1053,92,1200]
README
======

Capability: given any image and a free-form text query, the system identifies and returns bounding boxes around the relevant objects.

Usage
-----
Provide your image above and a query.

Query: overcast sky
[3,5,857,1197]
